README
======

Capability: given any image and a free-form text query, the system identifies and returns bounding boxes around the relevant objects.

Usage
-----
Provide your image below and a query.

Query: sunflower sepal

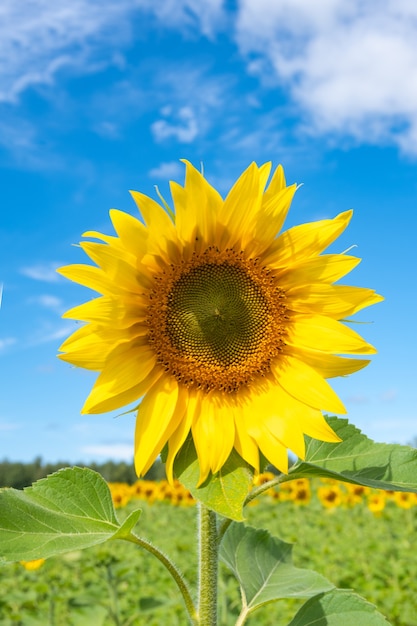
[287,416,417,493]
[173,435,253,521]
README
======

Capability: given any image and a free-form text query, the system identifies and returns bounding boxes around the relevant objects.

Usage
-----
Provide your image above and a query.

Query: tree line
[0,457,166,489]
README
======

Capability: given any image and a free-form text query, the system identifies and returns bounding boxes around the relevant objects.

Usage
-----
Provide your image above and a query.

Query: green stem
[124,532,198,625]
[198,503,219,625]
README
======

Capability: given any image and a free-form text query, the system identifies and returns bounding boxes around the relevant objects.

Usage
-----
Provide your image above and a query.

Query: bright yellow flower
[393,491,416,509]
[367,492,386,514]
[108,482,132,508]
[20,558,45,571]
[317,484,343,508]
[58,162,382,484]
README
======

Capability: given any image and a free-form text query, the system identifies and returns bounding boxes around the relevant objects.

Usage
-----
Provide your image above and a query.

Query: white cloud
[30,324,76,346]
[0,0,225,104]
[148,161,184,180]
[0,337,16,352]
[152,106,199,143]
[20,262,61,282]
[235,0,417,154]
[80,444,133,460]
[30,295,63,310]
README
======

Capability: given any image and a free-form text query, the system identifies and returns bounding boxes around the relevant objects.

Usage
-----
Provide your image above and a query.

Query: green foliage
[220,523,333,621]
[287,590,390,626]
[1,497,415,625]
[174,438,253,521]
[0,467,140,563]
[2,418,417,624]
[289,417,417,492]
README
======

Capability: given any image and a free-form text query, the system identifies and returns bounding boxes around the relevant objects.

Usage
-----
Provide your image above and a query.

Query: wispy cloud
[148,161,184,180]
[0,337,16,352]
[235,0,417,155]
[30,324,75,347]
[20,262,61,282]
[80,443,133,460]
[0,0,225,104]
[29,295,64,310]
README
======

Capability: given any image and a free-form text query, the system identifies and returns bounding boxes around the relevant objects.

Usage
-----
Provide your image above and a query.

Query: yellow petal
[288,315,377,355]
[130,190,177,256]
[57,264,115,295]
[251,428,289,474]
[192,396,235,484]
[276,255,361,287]
[296,410,341,443]
[134,377,186,477]
[82,343,158,413]
[247,385,306,459]
[165,391,199,483]
[264,210,353,267]
[288,347,370,378]
[288,284,384,318]
[58,324,113,370]
[274,355,347,414]
[220,162,263,248]
[172,160,223,245]
[62,296,146,328]
[79,241,152,292]
[84,366,162,415]
[109,209,148,259]
[233,406,260,472]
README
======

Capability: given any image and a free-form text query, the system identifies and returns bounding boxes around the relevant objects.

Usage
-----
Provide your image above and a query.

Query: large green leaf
[174,438,252,521]
[288,590,391,626]
[0,467,141,563]
[220,523,333,619]
[288,417,417,492]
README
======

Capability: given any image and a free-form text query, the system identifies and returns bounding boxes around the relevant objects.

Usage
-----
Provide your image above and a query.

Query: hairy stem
[124,532,198,625]
[198,503,219,625]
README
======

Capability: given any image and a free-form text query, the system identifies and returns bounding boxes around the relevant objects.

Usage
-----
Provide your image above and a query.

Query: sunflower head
[58,161,382,485]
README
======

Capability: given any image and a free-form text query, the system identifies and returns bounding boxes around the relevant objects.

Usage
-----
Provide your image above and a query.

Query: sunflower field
[1,474,416,626]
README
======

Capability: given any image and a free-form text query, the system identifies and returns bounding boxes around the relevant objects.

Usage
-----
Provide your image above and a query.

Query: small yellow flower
[20,558,45,571]
[317,485,343,508]
[345,483,370,506]
[291,478,311,505]
[252,471,276,486]
[108,482,131,508]
[367,492,386,514]
[58,161,382,484]
[393,491,416,509]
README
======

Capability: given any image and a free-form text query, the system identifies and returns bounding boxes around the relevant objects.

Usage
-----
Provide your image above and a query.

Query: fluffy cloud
[152,106,199,143]
[235,0,417,154]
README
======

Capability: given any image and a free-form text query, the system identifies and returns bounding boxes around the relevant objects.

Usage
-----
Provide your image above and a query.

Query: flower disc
[147,248,288,393]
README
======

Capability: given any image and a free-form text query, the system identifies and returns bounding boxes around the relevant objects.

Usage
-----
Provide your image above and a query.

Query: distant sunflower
[58,161,382,484]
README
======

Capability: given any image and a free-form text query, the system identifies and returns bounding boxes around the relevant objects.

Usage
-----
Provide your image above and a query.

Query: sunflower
[58,161,382,485]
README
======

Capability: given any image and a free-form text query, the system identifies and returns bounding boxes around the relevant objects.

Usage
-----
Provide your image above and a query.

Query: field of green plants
[1,481,416,626]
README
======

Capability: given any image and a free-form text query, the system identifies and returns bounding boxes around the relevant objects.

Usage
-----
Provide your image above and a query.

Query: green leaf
[0,467,139,564]
[287,590,391,626]
[174,437,252,521]
[288,417,417,492]
[220,523,333,617]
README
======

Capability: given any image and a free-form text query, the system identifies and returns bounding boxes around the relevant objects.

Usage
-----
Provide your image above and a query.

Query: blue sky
[1,0,416,465]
